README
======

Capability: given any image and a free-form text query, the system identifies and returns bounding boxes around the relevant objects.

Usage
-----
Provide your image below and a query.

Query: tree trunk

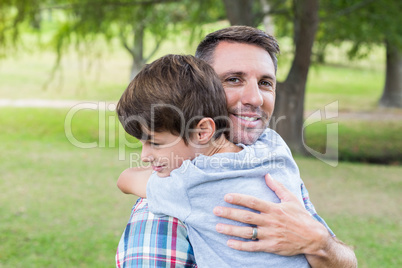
[130,25,146,80]
[260,0,274,34]
[222,0,255,26]
[271,0,319,154]
[379,41,402,108]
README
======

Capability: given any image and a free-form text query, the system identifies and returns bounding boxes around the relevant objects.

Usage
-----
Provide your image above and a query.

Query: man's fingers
[221,192,272,213]
[226,239,264,252]
[216,224,255,240]
[213,206,265,225]
[265,174,299,203]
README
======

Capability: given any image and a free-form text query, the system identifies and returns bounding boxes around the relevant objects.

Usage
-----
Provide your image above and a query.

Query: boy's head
[117,54,229,144]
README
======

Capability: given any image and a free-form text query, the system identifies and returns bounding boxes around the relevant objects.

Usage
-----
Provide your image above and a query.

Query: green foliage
[0,0,42,56]
[318,0,402,58]
[266,0,294,38]
[0,0,226,79]
[0,0,225,53]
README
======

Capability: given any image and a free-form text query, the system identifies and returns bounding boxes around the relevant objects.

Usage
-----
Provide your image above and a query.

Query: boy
[116,54,310,267]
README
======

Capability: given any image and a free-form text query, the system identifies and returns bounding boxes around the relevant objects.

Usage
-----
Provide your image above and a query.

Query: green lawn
[305,64,384,111]
[1,108,401,267]
[0,35,194,101]
[0,108,136,267]
[0,143,133,267]
[1,34,401,267]
[304,119,402,164]
[297,157,402,268]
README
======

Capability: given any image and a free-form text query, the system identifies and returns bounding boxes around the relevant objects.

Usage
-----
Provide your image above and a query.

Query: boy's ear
[194,118,215,144]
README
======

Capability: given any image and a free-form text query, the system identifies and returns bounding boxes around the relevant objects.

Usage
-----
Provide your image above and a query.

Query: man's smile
[235,114,261,122]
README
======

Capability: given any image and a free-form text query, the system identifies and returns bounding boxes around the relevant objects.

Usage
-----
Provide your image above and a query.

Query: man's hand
[213,174,357,267]
[213,174,328,255]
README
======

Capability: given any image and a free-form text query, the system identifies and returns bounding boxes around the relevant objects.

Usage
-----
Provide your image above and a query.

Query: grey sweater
[147,129,310,268]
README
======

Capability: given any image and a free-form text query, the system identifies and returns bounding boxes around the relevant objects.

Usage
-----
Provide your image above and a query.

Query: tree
[319,0,402,108]
[273,0,319,153]
[380,41,402,107]
[259,0,275,34]
[221,0,402,155]
[0,0,42,57]
[115,3,178,79]
[0,0,225,80]
[222,0,255,26]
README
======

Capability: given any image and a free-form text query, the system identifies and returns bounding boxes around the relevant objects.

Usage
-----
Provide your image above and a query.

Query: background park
[0,0,401,267]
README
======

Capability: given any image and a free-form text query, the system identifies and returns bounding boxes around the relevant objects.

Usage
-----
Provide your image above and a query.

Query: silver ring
[251,227,258,240]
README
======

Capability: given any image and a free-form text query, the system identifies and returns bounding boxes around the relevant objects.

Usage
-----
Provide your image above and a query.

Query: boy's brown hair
[116,54,229,143]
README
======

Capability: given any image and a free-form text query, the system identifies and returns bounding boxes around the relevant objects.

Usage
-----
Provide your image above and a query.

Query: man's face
[211,41,276,145]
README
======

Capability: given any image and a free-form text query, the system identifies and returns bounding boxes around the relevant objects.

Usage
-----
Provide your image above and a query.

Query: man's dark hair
[116,54,229,143]
[195,26,280,73]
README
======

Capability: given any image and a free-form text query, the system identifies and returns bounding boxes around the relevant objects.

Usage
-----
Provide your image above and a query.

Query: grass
[0,33,386,112]
[1,108,401,267]
[0,144,130,267]
[0,108,137,267]
[297,157,402,268]
[305,64,384,112]
[0,49,131,101]
[1,32,400,267]
[0,34,194,101]
[304,119,402,164]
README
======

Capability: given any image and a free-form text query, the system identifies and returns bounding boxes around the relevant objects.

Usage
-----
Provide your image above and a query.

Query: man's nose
[242,81,263,107]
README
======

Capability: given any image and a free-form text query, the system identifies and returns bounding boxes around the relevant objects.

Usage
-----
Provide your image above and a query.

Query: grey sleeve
[146,172,191,222]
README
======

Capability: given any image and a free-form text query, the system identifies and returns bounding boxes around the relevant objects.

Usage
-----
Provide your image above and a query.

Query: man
[116,26,357,267]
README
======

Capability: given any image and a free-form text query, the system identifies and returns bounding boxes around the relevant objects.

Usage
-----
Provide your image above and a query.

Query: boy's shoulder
[251,128,291,154]
[257,128,286,146]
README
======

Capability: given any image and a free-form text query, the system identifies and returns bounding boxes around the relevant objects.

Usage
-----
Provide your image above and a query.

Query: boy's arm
[117,166,153,198]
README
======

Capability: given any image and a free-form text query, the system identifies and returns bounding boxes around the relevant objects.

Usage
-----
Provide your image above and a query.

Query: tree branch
[144,38,162,63]
[323,0,376,20]
[42,0,180,10]
[119,31,135,57]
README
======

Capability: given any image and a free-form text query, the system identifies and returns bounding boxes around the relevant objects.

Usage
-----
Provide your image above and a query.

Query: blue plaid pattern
[116,185,334,267]
[116,198,197,268]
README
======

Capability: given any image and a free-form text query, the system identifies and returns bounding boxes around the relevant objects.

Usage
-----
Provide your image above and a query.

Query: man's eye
[226,77,240,83]
[259,80,272,87]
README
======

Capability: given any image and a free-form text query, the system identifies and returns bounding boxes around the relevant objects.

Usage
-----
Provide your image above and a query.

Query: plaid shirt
[116,198,197,268]
[116,184,333,268]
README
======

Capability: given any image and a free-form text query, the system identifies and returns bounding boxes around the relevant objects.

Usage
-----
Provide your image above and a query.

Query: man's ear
[194,118,215,145]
